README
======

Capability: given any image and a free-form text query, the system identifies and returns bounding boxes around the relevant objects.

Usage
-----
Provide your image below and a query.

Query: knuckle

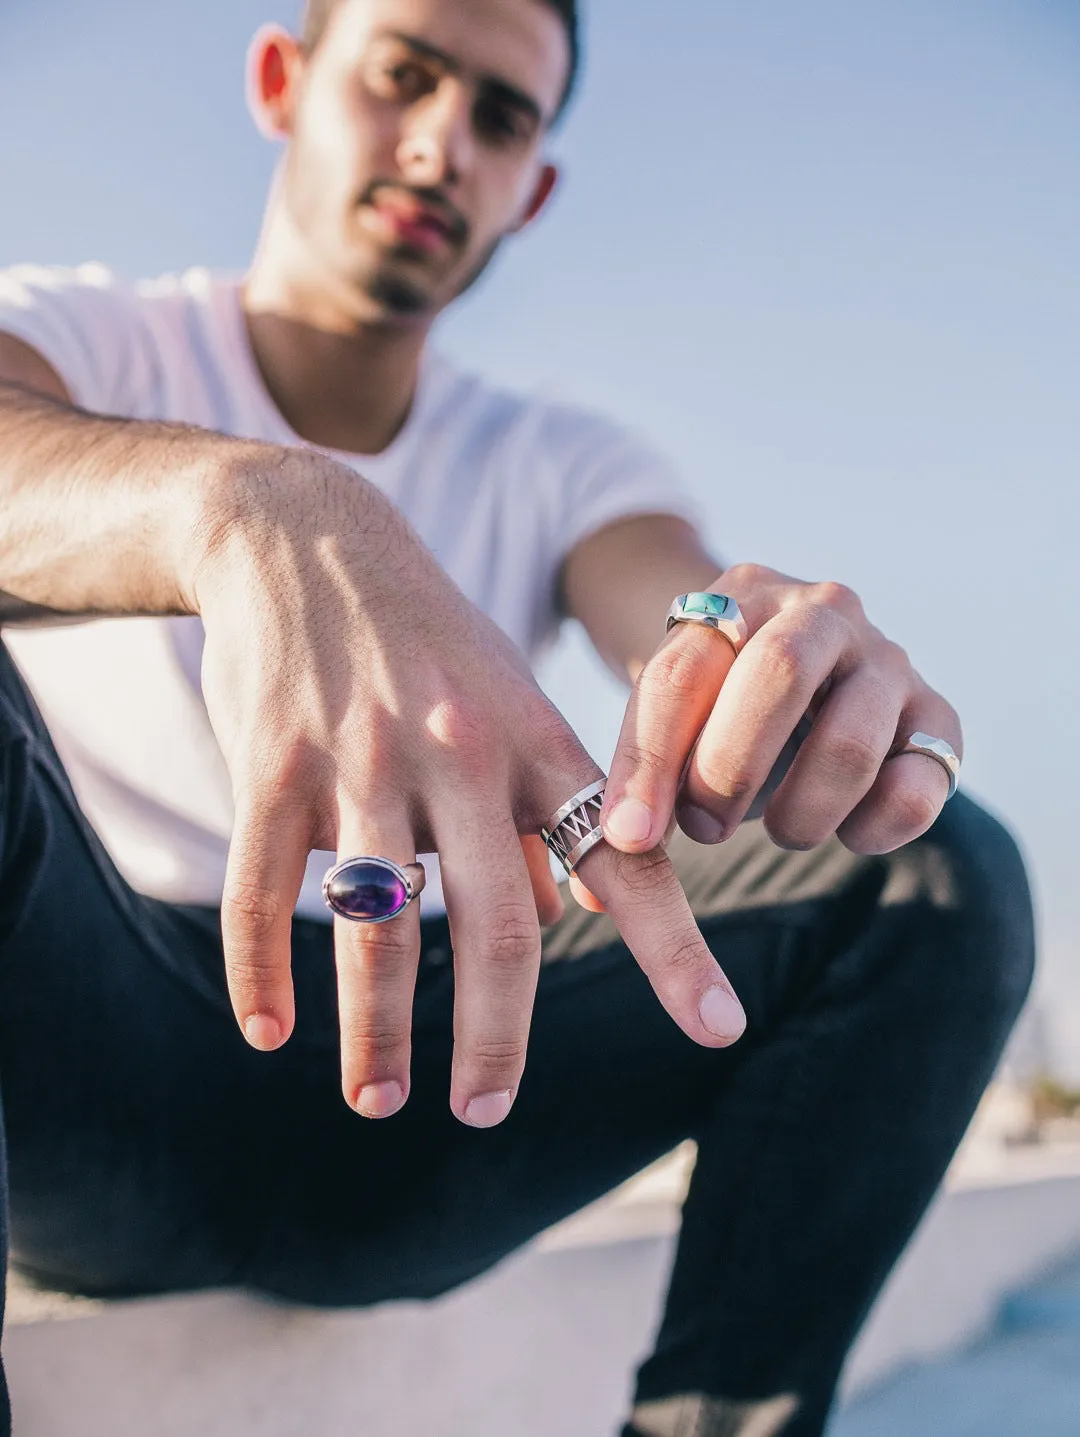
[723,561,767,589]
[646,642,710,698]
[892,782,941,836]
[878,636,911,676]
[756,630,807,690]
[262,738,326,797]
[223,879,282,936]
[427,699,499,777]
[468,1034,528,1072]
[351,925,417,970]
[656,932,710,982]
[813,580,863,618]
[344,1021,407,1065]
[695,756,757,808]
[607,843,672,899]
[482,903,541,968]
[610,737,668,780]
[824,729,884,785]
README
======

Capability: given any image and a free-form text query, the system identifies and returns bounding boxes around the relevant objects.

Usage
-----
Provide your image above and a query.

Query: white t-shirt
[0,263,700,921]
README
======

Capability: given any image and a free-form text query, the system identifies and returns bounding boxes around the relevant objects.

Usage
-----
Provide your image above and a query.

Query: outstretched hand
[191,450,746,1129]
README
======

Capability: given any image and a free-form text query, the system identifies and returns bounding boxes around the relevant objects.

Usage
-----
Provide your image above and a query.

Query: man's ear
[246,24,307,141]
[511,163,560,233]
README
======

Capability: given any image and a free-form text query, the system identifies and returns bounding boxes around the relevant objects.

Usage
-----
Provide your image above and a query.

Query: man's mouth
[366,189,464,257]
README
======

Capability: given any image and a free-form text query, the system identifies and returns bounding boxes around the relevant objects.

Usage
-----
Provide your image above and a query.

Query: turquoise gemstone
[684,593,729,618]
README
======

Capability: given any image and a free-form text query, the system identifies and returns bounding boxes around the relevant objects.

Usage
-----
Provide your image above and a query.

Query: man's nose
[396,84,474,189]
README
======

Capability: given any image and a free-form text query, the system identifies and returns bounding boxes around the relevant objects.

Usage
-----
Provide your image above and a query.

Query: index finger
[221,787,309,1051]
[600,621,736,854]
[574,839,747,1046]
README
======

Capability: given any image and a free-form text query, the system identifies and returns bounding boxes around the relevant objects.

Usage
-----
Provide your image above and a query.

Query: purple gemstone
[327,861,409,922]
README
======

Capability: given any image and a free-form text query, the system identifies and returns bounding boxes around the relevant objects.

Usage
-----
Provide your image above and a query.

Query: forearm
[0,380,263,625]
[560,514,724,684]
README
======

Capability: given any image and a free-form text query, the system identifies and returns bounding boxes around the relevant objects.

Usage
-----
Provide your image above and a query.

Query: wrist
[182,443,358,616]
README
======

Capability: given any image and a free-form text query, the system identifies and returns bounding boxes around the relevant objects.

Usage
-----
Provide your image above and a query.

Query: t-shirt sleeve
[0,263,140,416]
[546,404,704,564]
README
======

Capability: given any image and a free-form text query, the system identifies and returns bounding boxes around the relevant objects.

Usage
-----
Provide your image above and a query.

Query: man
[0,0,1033,1432]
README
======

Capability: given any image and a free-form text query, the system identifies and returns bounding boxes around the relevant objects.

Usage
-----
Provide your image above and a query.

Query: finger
[333,810,422,1119]
[436,804,542,1129]
[760,659,908,850]
[568,871,607,914]
[680,608,848,841]
[520,834,566,926]
[573,839,747,1047]
[837,696,963,855]
[601,621,736,853]
[222,787,309,1051]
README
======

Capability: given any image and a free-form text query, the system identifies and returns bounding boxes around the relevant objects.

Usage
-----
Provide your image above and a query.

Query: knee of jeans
[916,793,1036,1026]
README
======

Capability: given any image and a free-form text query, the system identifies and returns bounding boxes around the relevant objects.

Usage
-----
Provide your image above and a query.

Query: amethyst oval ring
[322,857,427,924]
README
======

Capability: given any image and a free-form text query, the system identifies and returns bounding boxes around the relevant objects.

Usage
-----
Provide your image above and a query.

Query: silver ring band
[542,779,607,877]
[666,592,749,657]
[893,733,961,801]
[322,856,427,923]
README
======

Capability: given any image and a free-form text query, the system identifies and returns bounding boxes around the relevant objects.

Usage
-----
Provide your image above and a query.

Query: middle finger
[435,802,542,1129]
[683,608,847,838]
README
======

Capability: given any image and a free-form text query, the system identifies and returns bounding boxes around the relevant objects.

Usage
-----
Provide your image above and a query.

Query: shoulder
[0,263,236,414]
[426,353,661,472]
[0,260,139,336]
[0,261,230,335]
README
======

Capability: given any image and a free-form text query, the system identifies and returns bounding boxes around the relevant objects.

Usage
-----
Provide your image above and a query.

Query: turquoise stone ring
[666,593,749,656]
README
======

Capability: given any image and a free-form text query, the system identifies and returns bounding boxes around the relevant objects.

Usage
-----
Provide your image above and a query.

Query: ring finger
[761,667,906,850]
[332,806,423,1120]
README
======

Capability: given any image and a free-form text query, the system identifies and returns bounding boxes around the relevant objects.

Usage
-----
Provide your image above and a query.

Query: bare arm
[0,332,242,625]
[558,513,723,682]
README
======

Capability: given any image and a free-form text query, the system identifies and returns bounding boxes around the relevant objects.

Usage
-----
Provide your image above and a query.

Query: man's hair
[299,0,581,119]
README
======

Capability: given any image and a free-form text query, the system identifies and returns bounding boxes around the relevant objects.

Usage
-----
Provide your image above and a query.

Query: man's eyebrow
[376,30,546,126]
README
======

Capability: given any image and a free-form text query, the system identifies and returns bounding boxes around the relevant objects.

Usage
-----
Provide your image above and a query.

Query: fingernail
[605,797,654,845]
[464,1090,515,1129]
[356,1081,405,1119]
[679,805,726,845]
[699,985,747,1041]
[244,1014,283,1051]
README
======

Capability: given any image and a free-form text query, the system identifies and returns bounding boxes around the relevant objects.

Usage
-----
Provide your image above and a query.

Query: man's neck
[241,262,430,457]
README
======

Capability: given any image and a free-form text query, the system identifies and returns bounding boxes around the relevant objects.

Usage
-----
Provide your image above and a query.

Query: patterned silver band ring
[542,778,608,877]
[892,732,961,801]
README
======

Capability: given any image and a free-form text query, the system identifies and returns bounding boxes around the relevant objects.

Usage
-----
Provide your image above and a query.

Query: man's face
[280,0,569,321]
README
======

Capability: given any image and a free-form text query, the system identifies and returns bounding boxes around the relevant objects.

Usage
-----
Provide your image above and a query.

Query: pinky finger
[837,751,954,855]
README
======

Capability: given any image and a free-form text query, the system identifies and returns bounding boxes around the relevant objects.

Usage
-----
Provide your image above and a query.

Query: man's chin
[365,271,433,319]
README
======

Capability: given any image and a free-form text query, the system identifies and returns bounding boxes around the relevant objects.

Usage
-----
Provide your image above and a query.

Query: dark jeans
[0,638,1034,1437]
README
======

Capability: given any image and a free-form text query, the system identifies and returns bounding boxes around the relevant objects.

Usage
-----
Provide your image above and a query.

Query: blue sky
[3,0,1079,1072]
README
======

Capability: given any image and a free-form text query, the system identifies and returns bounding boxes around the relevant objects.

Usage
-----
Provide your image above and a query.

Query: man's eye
[379,61,430,99]
[475,100,530,145]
